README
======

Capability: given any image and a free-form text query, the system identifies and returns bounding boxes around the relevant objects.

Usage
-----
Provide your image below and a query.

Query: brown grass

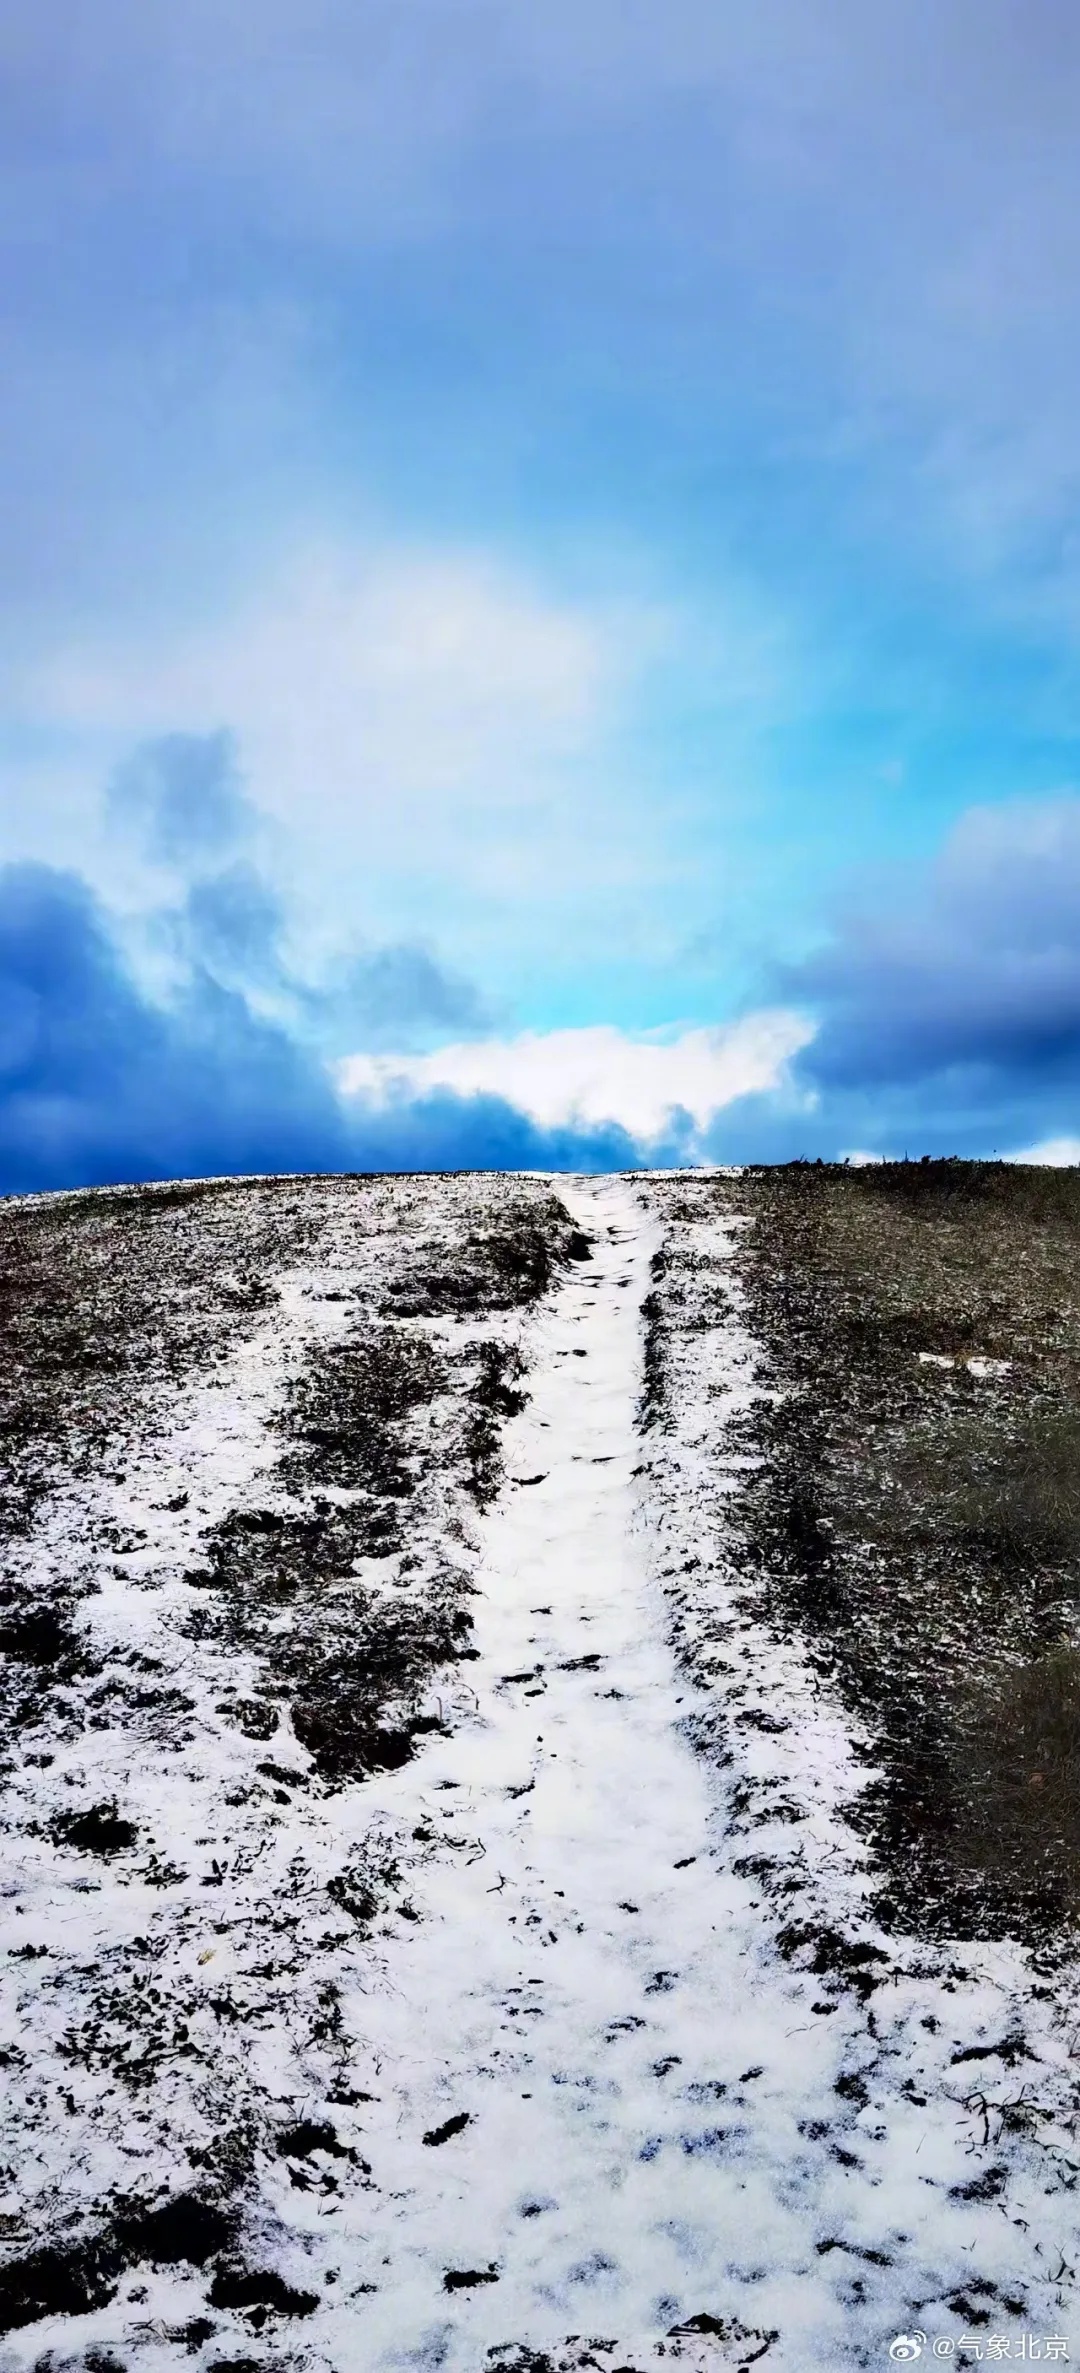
[692,1159,1080,1939]
[862,1408,1080,1561]
[959,1646,1080,1918]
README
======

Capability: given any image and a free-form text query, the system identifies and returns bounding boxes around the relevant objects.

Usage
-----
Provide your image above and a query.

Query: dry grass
[697,1159,1080,1940]
[961,1646,1080,1918]
[863,1409,1080,1561]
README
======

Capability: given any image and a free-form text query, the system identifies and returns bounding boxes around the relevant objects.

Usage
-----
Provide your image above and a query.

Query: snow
[918,1353,1012,1377]
[310,1176,1076,2370]
[1,1174,1078,2371]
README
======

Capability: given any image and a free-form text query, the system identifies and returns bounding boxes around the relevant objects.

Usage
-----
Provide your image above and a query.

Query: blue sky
[4,0,1080,1184]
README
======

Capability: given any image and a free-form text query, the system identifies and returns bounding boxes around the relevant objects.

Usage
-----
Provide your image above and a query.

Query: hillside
[0,1165,1077,2373]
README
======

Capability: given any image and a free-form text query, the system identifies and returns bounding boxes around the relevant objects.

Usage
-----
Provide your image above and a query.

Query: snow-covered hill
[0,1170,1076,2373]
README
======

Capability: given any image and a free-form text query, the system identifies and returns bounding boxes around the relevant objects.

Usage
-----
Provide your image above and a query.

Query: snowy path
[321,1179,818,2369]
[293,1178,1080,2373]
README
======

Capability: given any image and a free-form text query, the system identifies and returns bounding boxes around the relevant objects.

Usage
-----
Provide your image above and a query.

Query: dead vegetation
[0,1174,578,1782]
[651,1159,1080,1943]
[187,1196,577,1782]
[0,1169,581,2333]
[962,1644,1080,1918]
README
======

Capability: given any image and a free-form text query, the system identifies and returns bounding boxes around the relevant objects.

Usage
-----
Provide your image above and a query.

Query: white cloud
[19,536,679,953]
[1007,1135,1080,1166]
[33,539,616,810]
[338,1014,813,1148]
[15,530,753,1005]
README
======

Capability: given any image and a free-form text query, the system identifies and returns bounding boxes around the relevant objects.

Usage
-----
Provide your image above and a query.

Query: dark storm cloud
[324,946,495,1052]
[174,858,493,1049]
[180,862,288,986]
[698,797,1080,1161]
[175,865,495,1051]
[337,1089,638,1177]
[0,861,625,1193]
[790,798,1080,1097]
[0,864,348,1192]
[105,726,497,1050]
[0,725,536,1191]
[107,731,254,867]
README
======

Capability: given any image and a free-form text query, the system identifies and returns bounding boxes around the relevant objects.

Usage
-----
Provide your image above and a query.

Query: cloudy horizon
[4,3,1080,1185]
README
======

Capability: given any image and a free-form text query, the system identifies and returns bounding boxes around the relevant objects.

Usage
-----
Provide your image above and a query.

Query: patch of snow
[917,1352,1012,1377]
